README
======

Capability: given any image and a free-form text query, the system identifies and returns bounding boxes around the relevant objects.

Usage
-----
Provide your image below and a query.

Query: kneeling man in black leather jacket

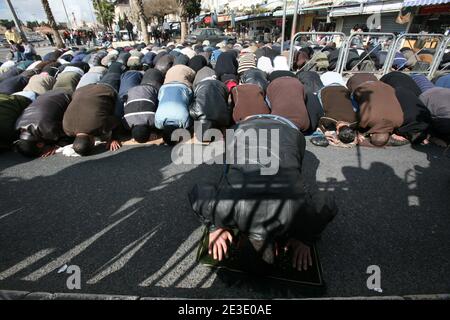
[189,115,337,271]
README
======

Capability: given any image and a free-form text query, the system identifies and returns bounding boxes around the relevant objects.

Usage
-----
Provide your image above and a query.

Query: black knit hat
[132,125,151,143]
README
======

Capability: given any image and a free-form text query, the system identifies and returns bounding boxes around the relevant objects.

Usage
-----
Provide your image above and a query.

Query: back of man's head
[73,135,95,156]
[15,140,41,158]
[132,125,151,143]
[370,133,390,147]
[162,125,179,146]
[338,126,356,144]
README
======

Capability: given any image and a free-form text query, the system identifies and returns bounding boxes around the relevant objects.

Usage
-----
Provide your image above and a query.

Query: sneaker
[311,136,329,147]
[387,137,410,147]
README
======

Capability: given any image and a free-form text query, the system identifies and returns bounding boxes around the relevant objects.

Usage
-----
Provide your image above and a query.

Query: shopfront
[329,1,407,35]
[406,2,450,34]
[236,13,281,42]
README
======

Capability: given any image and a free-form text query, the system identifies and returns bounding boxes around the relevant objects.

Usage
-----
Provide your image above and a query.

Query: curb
[1,290,449,300]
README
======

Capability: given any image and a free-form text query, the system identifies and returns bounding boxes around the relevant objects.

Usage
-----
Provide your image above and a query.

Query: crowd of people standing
[0,28,449,270]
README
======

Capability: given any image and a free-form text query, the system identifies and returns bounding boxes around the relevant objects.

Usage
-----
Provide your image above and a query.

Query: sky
[0,0,98,24]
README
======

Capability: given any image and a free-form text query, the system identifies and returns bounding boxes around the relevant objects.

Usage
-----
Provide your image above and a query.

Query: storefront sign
[218,15,231,23]
[419,4,450,15]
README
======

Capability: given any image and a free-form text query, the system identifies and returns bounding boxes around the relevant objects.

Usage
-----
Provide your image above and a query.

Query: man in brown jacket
[354,81,404,147]
[266,77,310,133]
[231,84,270,123]
[317,85,358,145]
[63,83,122,156]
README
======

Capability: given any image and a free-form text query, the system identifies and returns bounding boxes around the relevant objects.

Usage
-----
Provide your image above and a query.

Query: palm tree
[41,0,65,48]
[93,0,115,31]
[132,0,150,44]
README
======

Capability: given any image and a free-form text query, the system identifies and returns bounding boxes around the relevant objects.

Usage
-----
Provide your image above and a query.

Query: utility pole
[61,0,72,29]
[87,0,97,31]
[72,12,78,29]
[5,0,28,42]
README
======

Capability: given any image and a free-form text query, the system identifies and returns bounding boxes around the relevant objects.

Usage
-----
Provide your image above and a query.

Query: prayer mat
[196,228,326,294]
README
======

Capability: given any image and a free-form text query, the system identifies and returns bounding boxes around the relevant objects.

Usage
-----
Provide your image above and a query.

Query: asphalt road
[0,141,449,299]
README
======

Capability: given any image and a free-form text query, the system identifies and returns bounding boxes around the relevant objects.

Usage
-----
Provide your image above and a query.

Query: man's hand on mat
[209,228,233,261]
[41,146,57,158]
[285,239,312,271]
[107,140,122,151]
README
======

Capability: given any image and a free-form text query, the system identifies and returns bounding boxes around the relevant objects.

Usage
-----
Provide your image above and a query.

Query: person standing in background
[5,26,23,61]
[126,19,134,42]
[46,33,55,47]
[114,22,121,42]
[5,26,22,45]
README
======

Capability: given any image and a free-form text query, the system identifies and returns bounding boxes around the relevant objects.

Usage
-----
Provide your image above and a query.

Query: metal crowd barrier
[429,36,450,77]
[338,32,397,76]
[385,33,446,79]
[288,32,347,73]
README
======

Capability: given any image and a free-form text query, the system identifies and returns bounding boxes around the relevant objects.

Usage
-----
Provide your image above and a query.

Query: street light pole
[280,0,287,53]
[289,0,301,68]
[5,0,28,42]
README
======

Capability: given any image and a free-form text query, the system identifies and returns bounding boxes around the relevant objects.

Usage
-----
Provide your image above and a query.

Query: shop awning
[234,13,272,22]
[303,5,330,11]
[273,5,330,17]
[363,2,403,13]
[261,0,286,11]
[403,0,450,6]
[329,1,403,16]
[235,15,250,22]
[329,5,361,16]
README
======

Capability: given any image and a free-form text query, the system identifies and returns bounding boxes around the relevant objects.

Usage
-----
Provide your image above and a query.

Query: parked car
[186,28,235,46]
[0,36,10,48]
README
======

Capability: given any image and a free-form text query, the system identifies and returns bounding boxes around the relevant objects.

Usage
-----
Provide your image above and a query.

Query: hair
[338,126,356,144]
[73,135,95,156]
[370,133,390,147]
[131,125,151,143]
[162,125,179,146]
[15,140,41,158]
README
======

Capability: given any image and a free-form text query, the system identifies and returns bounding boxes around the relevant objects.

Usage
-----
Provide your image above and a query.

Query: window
[193,29,203,36]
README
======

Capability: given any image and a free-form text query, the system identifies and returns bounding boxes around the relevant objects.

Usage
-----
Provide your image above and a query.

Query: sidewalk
[1,289,449,300]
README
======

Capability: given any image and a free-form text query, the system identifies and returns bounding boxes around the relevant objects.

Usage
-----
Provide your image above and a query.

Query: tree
[131,0,150,44]
[26,21,41,29]
[41,0,65,48]
[0,19,14,28]
[142,0,178,25]
[92,0,115,30]
[178,0,201,42]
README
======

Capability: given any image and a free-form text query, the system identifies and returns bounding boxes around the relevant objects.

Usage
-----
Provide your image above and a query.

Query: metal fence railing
[284,32,449,79]
[288,32,347,74]
[429,36,450,77]
[384,33,446,79]
[338,32,397,76]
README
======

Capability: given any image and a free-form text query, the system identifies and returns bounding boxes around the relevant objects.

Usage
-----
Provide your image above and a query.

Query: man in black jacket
[190,79,231,141]
[189,116,337,271]
[123,83,159,143]
[125,20,134,42]
[15,91,73,157]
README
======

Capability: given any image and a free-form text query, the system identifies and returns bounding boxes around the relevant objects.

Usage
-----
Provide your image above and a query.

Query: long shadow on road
[0,144,449,298]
